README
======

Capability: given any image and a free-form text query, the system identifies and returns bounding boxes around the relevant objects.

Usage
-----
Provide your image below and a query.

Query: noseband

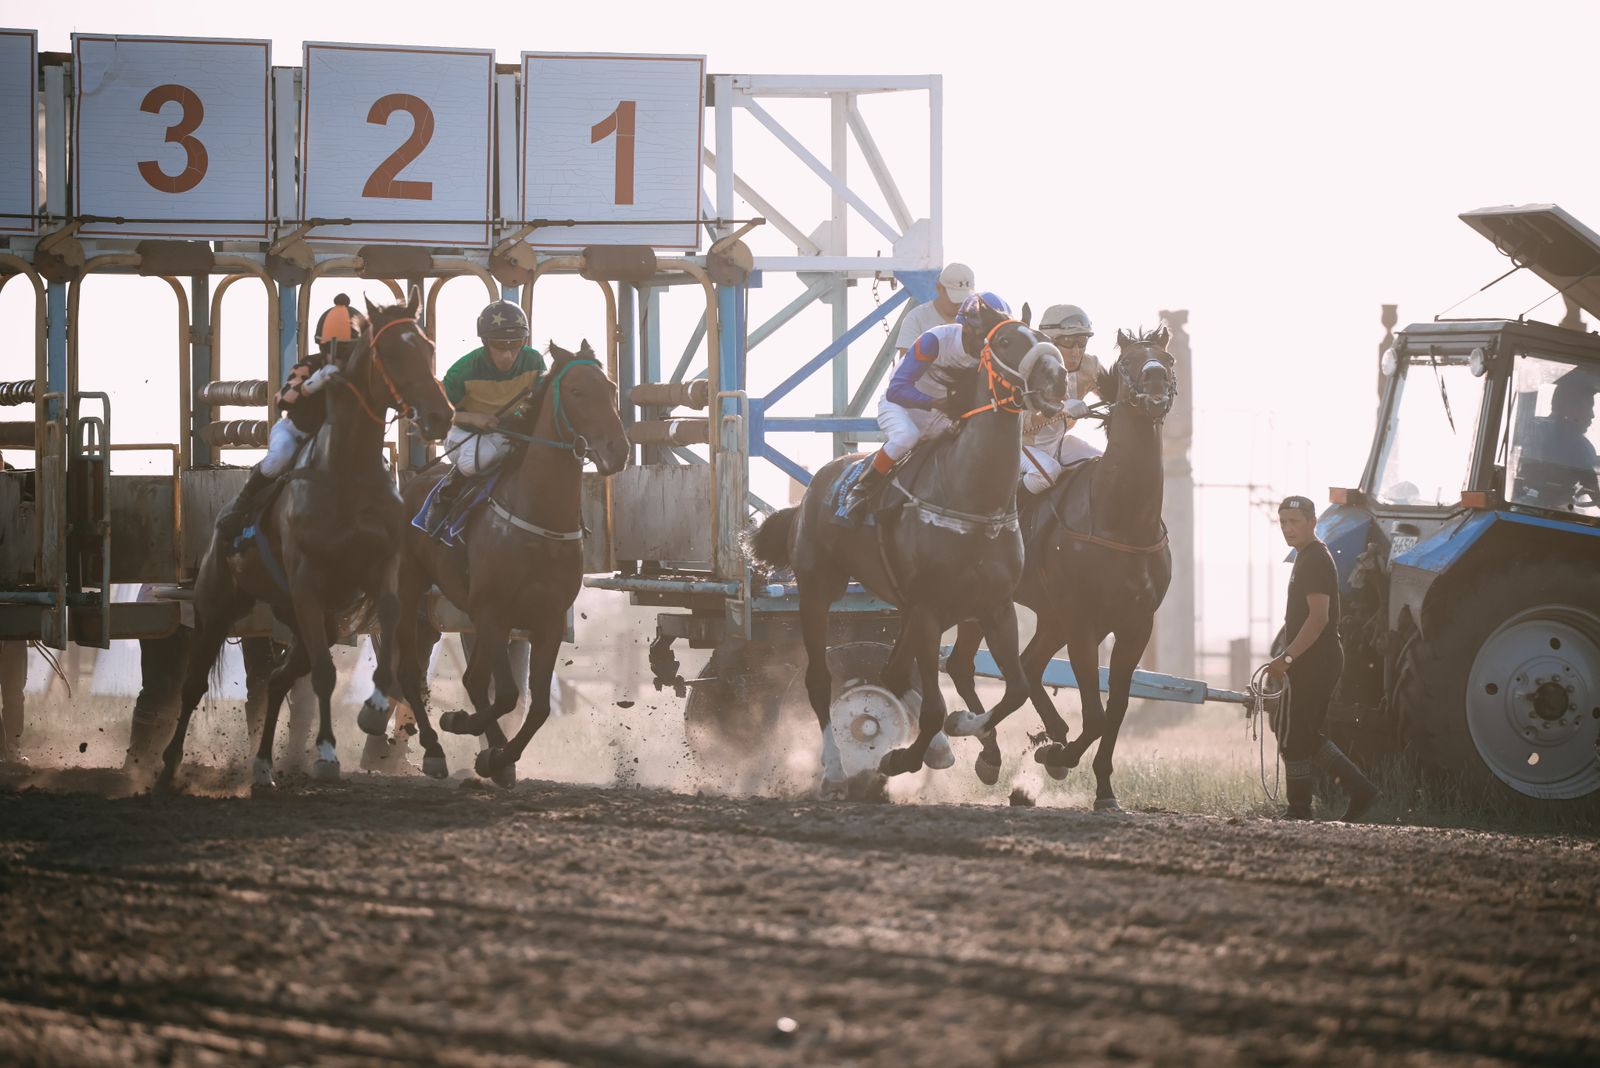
[1116,346,1178,420]
[961,320,1061,420]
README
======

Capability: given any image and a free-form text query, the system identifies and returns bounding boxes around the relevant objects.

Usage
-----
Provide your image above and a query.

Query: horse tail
[750,507,797,570]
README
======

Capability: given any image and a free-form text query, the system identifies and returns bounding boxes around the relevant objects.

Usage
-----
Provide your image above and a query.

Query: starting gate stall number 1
[72,34,271,240]
[521,53,705,250]
[0,29,36,236]
[300,42,495,247]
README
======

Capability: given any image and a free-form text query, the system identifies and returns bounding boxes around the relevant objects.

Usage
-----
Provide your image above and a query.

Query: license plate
[1389,534,1418,561]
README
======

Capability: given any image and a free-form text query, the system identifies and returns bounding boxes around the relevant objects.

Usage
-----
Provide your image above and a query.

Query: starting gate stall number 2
[0,29,36,236]
[300,42,495,247]
[521,53,705,250]
[72,34,271,240]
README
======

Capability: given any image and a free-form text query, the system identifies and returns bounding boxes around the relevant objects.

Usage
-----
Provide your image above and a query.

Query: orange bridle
[959,319,1027,420]
[343,316,427,425]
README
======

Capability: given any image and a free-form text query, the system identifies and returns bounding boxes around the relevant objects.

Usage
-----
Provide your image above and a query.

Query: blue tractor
[1323,204,1600,801]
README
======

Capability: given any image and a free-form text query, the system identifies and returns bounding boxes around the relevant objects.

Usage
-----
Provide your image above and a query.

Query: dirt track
[1,773,1597,1067]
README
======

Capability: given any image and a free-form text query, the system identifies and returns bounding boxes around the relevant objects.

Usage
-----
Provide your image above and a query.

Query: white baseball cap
[937,262,975,301]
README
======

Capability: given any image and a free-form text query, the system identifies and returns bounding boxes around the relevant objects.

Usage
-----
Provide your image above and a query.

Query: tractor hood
[1461,204,1600,321]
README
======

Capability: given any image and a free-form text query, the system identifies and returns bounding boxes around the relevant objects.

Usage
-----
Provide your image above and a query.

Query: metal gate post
[189,273,212,467]
[277,283,298,385]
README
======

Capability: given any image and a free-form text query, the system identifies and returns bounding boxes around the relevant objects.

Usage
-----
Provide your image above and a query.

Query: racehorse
[750,301,1069,793]
[389,340,629,783]
[157,289,453,789]
[944,325,1176,810]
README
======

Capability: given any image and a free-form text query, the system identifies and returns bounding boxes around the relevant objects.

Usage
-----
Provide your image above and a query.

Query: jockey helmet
[1039,303,1093,339]
[315,293,357,346]
[476,300,529,343]
[956,291,1012,332]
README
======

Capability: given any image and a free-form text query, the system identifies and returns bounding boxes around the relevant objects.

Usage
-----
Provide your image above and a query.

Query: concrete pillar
[1150,308,1195,679]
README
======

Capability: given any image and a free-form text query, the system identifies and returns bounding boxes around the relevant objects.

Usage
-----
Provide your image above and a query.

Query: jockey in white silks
[842,291,1012,521]
[1020,303,1105,495]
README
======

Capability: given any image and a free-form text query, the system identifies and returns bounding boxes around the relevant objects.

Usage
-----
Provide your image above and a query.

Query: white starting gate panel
[300,42,495,247]
[72,34,270,240]
[0,29,36,236]
[520,52,705,250]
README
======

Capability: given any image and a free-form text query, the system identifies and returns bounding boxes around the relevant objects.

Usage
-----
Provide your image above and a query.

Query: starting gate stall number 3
[72,34,271,240]
[0,29,36,236]
[300,42,495,247]
[521,53,705,250]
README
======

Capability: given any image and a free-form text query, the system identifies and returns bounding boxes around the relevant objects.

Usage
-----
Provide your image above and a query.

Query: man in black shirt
[1262,495,1378,821]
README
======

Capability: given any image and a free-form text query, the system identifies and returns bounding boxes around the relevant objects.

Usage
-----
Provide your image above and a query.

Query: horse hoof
[311,758,341,782]
[1034,742,1077,771]
[492,764,516,790]
[422,754,449,780]
[924,732,956,771]
[818,777,849,801]
[944,709,989,737]
[1093,797,1123,813]
[974,754,1001,786]
[251,757,275,788]
[1046,763,1070,781]
[439,710,477,736]
[474,749,499,778]
[878,748,922,777]
[356,696,391,736]
[845,771,891,803]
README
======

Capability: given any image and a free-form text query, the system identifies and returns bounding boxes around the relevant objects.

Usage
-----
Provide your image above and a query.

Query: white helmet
[1039,304,1093,338]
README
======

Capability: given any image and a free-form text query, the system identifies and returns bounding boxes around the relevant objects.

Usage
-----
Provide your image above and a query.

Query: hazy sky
[5,0,1597,660]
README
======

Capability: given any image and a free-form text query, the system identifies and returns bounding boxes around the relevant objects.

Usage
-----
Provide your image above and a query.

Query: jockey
[416,299,546,532]
[842,291,1012,521]
[215,294,354,542]
[1020,303,1106,495]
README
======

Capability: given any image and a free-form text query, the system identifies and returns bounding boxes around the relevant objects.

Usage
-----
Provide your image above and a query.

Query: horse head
[1103,326,1178,421]
[544,339,629,476]
[360,287,453,441]
[967,299,1069,415]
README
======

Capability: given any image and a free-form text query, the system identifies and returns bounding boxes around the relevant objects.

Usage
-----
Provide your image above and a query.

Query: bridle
[341,315,430,425]
[493,356,606,464]
[1114,343,1179,420]
[959,319,1062,420]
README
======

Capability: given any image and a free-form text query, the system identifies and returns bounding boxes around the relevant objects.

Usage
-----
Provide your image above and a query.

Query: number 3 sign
[73,34,270,239]
[521,53,705,250]
[301,42,495,247]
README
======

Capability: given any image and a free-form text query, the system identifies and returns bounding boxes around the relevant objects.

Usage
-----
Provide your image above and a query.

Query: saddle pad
[411,471,500,547]
[828,456,876,526]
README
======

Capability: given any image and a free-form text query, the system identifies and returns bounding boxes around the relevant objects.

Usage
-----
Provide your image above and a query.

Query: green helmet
[476,300,529,343]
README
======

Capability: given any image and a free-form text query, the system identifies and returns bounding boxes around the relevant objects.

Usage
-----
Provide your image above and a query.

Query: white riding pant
[877,398,952,462]
[446,425,510,476]
[1021,433,1103,494]
[261,418,309,478]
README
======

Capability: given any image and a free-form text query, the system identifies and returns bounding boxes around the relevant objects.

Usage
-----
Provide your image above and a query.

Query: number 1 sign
[300,42,495,247]
[520,53,705,250]
[72,34,270,239]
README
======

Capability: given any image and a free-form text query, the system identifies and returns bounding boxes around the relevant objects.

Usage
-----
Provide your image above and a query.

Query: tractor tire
[1394,559,1600,800]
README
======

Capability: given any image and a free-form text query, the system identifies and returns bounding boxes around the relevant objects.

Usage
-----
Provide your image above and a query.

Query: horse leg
[357,557,402,737]
[155,616,232,791]
[1061,628,1109,772]
[880,605,945,777]
[797,564,849,793]
[476,612,563,780]
[286,580,341,782]
[1023,612,1077,779]
[942,620,987,733]
[957,603,1030,785]
[251,638,311,788]
[398,590,448,779]
[1091,623,1152,812]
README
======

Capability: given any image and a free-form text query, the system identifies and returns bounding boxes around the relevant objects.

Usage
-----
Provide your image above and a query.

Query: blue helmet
[957,291,1012,332]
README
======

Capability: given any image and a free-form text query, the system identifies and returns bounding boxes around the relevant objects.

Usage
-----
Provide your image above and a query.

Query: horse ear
[1152,325,1172,350]
[578,339,595,357]
[365,295,380,320]
[1020,302,1032,328]
[407,285,422,316]
[1116,328,1134,349]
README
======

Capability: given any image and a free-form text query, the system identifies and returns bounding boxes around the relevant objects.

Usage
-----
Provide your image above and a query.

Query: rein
[484,356,607,542]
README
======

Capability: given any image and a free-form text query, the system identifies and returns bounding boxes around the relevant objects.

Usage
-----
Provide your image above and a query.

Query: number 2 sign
[300,42,495,247]
[73,34,270,239]
[521,53,705,250]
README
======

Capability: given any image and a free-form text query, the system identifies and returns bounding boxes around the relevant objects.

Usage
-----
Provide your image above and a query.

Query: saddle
[828,446,941,528]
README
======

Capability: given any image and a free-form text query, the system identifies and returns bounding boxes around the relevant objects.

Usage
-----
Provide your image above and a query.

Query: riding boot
[216,468,275,544]
[842,465,889,522]
[1312,739,1380,822]
[1282,758,1315,820]
[417,467,464,534]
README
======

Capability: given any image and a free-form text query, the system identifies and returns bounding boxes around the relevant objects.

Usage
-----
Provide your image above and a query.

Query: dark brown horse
[388,341,628,783]
[157,289,453,789]
[944,326,1176,809]
[750,302,1069,794]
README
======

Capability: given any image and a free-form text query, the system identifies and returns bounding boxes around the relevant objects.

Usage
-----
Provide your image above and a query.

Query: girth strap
[489,499,584,542]
[890,477,1018,538]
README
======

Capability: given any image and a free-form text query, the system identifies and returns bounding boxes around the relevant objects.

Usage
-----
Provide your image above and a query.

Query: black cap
[1278,495,1316,517]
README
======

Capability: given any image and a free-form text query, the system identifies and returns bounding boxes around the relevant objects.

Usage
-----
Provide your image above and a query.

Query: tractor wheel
[1394,560,1600,800]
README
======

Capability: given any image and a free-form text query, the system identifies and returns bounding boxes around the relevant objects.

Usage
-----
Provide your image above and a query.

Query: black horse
[751,301,1068,793]
[157,290,453,789]
[944,326,1176,810]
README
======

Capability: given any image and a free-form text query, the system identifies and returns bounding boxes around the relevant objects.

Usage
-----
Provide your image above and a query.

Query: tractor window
[1372,356,1487,507]
[1506,355,1600,518]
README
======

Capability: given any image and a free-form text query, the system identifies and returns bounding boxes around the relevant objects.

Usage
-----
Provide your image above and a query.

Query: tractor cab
[1322,204,1600,801]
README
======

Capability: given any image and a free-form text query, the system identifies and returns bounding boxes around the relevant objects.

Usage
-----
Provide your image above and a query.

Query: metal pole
[277,283,298,385]
[618,282,637,467]
[190,273,212,467]
[830,92,849,457]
